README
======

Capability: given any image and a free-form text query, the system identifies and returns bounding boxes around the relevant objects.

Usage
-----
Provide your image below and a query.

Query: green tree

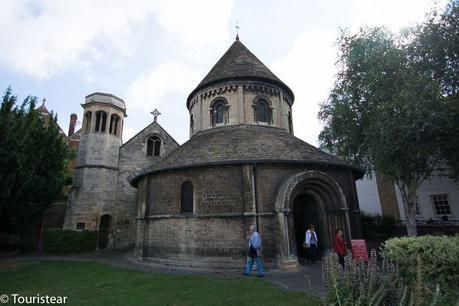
[410,0,459,178]
[0,88,69,246]
[318,1,458,236]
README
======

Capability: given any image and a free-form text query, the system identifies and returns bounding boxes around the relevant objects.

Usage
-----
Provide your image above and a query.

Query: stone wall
[135,162,361,269]
[113,122,179,248]
[77,133,121,168]
[64,167,118,231]
[189,81,293,136]
[143,217,247,268]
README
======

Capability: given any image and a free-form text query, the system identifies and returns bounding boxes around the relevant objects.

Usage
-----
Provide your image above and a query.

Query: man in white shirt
[243,225,264,277]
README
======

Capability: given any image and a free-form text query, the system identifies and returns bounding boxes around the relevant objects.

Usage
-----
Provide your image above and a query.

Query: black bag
[249,245,257,258]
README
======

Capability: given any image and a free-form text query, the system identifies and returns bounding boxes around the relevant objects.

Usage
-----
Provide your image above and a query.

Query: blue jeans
[245,256,264,276]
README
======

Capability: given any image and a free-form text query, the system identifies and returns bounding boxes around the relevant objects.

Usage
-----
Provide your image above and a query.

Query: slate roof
[186,39,294,109]
[128,125,363,187]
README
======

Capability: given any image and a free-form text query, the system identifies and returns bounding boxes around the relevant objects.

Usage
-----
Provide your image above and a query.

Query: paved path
[0,250,326,298]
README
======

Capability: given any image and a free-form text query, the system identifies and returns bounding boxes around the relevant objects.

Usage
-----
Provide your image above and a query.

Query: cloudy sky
[0,0,446,146]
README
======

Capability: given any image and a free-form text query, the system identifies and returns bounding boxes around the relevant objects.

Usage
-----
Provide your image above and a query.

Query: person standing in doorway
[333,229,346,268]
[244,225,264,277]
[305,224,318,263]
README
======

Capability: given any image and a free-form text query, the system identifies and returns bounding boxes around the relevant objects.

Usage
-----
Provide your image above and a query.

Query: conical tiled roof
[187,39,294,108]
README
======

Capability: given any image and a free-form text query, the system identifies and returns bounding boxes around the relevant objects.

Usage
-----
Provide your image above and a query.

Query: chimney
[68,113,77,137]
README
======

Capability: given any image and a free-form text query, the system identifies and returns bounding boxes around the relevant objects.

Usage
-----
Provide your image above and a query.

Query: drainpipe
[252,162,260,231]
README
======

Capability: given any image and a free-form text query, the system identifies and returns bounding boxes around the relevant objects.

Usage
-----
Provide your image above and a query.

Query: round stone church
[128,38,363,270]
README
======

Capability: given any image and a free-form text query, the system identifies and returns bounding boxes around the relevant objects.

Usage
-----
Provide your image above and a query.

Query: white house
[357,172,459,225]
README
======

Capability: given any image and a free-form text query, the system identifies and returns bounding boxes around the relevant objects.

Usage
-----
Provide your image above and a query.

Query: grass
[0,260,319,306]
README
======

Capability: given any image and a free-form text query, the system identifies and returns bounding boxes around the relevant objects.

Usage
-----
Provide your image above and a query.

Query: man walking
[244,225,264,277]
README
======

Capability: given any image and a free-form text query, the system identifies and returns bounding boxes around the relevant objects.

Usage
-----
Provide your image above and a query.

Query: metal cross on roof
[151,108,161,122]
[235,20,240,40]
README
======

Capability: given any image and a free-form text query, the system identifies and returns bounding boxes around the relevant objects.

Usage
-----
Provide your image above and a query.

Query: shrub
[322,250,402,305]
[382,235,459,304]
[44,229,97,254]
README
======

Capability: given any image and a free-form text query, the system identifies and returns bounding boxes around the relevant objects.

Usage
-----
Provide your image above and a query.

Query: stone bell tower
[64,93,126,243]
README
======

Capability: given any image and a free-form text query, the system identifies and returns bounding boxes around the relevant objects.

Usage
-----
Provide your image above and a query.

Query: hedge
[44,229,97,254]
[381,235,459,304]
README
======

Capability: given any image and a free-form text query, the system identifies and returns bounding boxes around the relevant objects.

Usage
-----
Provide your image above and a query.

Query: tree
[410,0,459,178]
[318,1,458,236]
[0,88,69,246]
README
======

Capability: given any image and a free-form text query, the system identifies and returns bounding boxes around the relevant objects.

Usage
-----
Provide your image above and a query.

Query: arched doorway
[274,171,350,269]
[292,193,323,263]
[98,214,112,249]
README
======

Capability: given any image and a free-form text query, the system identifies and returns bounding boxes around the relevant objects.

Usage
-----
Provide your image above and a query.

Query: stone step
[279,260,298,272]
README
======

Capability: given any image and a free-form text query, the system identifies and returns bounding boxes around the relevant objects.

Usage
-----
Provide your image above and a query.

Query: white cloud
[154,0,233,59]
[0,0,233,79]
[0,0,151,79]
[126,60,199,113]
[350,0,445,31]
[271,29,338,147]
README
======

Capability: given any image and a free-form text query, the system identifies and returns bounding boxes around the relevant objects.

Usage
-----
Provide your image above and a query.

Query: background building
[357,173,459,226]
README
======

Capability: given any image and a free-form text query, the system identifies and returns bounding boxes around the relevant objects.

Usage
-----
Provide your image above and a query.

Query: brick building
[64,38,363,270]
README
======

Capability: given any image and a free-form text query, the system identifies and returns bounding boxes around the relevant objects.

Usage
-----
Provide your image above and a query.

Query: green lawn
[0,261,319,306]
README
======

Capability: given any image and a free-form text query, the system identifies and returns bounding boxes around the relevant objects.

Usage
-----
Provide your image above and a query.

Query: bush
[382,235,459,305]
[322,250,402,305]
[44,229,97,254]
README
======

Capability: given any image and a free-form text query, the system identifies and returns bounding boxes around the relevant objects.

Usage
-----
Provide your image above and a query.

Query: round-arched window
[181,182,193,213]
[95,111,107,132]
[216,103,225,124]
[211,99,228,126]
[146,136,161,157]
[255,100,269,123]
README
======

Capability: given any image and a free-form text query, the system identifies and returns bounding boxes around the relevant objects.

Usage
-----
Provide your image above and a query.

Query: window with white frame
[431,194,452,216]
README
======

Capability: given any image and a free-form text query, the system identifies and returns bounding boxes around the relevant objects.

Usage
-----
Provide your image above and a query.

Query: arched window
[84,111,92,134]
[190,114,194,132]
[146,136,161,157]
[254,100,270,123]
[109,114,120,135]
[181,182,193,213]
[216,104,225,123]
[288,111,293,133]
[211,99,228,126]
[95,111,107,132]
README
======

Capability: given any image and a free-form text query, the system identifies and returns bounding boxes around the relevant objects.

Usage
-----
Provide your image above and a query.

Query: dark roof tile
[187,40,294,108]
[129,125,363,186]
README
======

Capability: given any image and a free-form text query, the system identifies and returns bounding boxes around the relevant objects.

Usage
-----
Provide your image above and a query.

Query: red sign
[350,239,369,262]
